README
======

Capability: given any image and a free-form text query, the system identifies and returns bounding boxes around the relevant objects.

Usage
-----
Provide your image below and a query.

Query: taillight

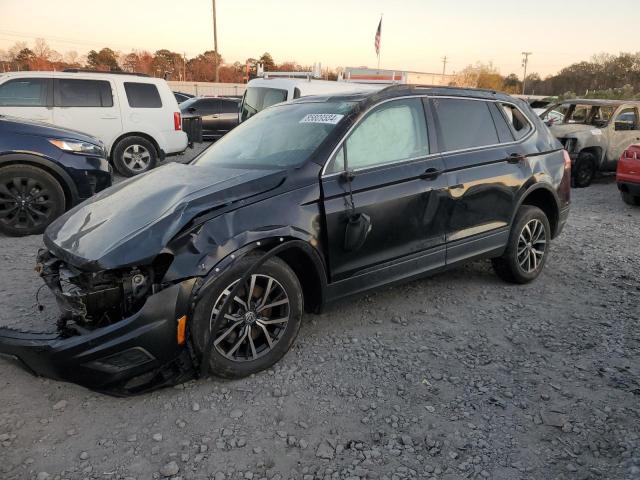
[563,149,571,172]
[174,112,182,131]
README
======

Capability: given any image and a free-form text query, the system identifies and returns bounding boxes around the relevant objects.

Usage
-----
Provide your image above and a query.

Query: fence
[167,81,246,97]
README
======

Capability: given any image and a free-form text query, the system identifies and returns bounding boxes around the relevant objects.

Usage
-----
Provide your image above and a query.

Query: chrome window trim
[320,94,536,178]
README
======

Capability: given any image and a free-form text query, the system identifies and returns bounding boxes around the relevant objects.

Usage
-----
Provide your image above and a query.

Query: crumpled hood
[549,123,602,137]
[44,162,286,270]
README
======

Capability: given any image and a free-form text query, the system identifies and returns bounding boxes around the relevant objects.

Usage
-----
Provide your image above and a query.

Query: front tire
[0,165,65,236]
[572,152,596,188]
[492,205,551,284]
[621,191,640,206]
[191,255,303,379]
[112,136,157,177]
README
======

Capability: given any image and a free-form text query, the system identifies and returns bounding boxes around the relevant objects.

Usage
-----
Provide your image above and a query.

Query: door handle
[506,153,526,163]
[419,167,443,180]
[100,115,118,120]
[212,115,219,119]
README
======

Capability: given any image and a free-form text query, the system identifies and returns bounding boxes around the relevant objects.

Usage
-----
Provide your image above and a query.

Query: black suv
[0,115,111,236]
[180,96,240,139]
[0,86,570,393]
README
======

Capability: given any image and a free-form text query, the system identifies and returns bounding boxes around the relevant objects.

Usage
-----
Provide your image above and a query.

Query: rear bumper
[0,279,196,395]
[618,181,640,196]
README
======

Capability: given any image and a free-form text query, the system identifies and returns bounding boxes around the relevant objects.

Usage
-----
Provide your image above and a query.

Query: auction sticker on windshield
[299,113,344,124]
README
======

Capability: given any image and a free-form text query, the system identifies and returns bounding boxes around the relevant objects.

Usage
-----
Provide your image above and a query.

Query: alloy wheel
[122,144,151,172]
[0,176,55,230]
[210,274,290,362]
[517,219,546,273]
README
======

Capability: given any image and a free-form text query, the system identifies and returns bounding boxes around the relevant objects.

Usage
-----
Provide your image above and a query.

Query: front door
[321,97,448,296]
[607,106,640,169]
[0,76,53,123]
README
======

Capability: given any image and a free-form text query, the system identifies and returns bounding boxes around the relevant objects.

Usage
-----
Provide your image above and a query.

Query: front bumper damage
[0,253,197,396]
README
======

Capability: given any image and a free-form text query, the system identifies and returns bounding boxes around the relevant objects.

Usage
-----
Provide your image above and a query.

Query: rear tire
[572,152,596,188]
[191,255,303,379]
[112,136,157,177]
[0,164,65,236]
[492,205,551,284]
[621,191,640,206]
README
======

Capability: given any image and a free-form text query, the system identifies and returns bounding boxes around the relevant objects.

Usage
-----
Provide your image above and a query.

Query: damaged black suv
[0,85,571,394]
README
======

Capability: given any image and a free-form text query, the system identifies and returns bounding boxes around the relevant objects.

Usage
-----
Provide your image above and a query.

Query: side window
[0,78,49,106]
[221,100,239,114]
[124,82,162,108]
[55,79,113,107]
[341,98,429,171]
[499,103,532,140]
[614,108,638,131]
[201,99,220,114]
[433,98,499,151]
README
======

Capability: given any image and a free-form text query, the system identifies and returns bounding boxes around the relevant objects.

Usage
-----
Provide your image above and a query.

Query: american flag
[374,18,382,56]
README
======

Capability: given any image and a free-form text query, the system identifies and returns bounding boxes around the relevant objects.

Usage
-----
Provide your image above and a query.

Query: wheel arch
[109,132,162,161]
[190,237,328,315]
[578,146,604,167]
[0,152,79,208]
[515,183,561,238]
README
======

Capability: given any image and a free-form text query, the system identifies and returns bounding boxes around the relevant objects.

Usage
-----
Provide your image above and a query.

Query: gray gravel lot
[0,161,638,480]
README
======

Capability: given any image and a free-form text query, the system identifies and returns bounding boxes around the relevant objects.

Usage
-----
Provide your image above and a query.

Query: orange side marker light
[177,315,187,345]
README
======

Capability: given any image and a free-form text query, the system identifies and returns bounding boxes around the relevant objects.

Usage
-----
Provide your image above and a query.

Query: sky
[1,0,639,77]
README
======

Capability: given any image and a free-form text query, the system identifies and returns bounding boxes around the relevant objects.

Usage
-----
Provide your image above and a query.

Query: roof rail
[410,84,499,94]
[62,69,150,77]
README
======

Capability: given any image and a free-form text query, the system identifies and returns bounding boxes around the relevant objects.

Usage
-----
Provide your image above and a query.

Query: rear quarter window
[499,103,532,140]
[124,82,162,108]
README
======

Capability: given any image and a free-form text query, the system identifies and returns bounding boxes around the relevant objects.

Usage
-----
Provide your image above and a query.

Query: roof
[556,98,640,106]
[0,70,163,82]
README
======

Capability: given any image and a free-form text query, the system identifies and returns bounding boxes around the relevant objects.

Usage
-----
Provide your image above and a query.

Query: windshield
[194,100,355,169]
[543,103,616,127]
[240,87,288,122]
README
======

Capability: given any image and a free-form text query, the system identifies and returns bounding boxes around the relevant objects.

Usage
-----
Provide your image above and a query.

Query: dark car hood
[0,115,100,145]
[44,162,286,270]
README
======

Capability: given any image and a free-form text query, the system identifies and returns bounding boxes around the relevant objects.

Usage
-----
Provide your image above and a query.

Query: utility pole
[521,51,532,95]
[212,0,219,83]
[441,56,448,76]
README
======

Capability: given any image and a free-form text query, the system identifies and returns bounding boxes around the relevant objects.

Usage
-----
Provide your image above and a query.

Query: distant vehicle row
[0,70,188,177]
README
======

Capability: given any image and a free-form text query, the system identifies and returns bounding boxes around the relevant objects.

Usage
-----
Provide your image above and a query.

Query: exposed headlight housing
[49,139,104,156]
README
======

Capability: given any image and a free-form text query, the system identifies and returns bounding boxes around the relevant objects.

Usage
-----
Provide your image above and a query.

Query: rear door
[196,98,222,137]
[431,97,533,265]
[53,77,121,146]
[322,97,449,295]
[218,99,240,134]
[0,76,53,123]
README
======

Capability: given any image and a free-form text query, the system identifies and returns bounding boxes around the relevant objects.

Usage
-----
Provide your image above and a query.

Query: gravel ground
[0,165,638,480]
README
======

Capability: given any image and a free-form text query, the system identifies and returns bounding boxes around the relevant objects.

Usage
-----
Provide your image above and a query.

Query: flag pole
[377,13,382,72]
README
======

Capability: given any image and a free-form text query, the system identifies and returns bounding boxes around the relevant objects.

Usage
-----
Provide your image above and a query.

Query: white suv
[0,70,188,176]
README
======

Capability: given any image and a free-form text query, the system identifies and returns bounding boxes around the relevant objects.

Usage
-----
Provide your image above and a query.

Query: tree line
[2,39,640,98]
[0,39,318,83]
[453,52,640,99]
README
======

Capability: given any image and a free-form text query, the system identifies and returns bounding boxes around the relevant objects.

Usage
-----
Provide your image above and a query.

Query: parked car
[541,99,640,187]
[0,70,188,177]
[617,144,640,205]
[239,77,383,122]
[0,85,570,393]
[0,115,111,236]
[173,91,194,104]
[180,96,240,140]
